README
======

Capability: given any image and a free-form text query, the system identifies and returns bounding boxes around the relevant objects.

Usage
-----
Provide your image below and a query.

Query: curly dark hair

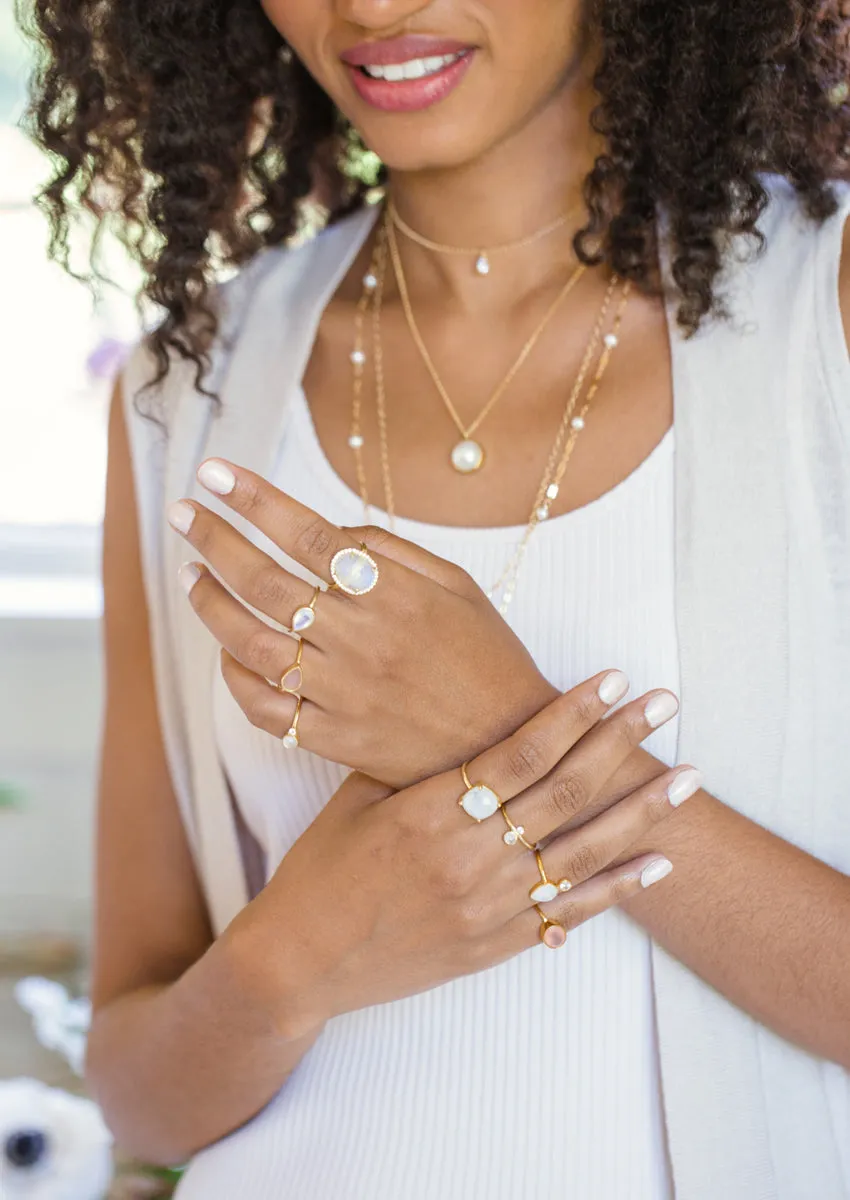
[16,0,850,410]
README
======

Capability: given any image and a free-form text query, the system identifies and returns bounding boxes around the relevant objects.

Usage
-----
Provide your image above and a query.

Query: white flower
[14,979,91,1077]
[0,1078,113,1199]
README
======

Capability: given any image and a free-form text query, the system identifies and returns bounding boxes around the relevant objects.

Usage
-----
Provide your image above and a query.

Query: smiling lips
[341,35,476,113]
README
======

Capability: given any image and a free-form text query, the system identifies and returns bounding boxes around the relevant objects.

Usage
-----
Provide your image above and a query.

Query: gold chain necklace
[348,213,631,617]
[387,194,581,279]
[386,214,586,475]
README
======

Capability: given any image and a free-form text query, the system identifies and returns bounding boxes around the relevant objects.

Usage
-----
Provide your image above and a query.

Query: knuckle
[358,524,391,551]
[608,871,639,906]
[504,730,551,784]
[571,690,601,728]
[247,563,295,613]
[565,837,603,883]
[433,856,473,902]
[237,624,282,674]
[549,769,590,819]
[296,518,335,560]
[241,686,274,731]
[237,476,265,516]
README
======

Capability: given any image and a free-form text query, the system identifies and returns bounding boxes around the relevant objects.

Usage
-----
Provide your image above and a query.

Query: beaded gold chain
[348,208,631,617]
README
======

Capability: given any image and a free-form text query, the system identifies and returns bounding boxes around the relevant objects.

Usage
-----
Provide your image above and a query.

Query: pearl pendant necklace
[450,438,485,474]
[386,218,587,476]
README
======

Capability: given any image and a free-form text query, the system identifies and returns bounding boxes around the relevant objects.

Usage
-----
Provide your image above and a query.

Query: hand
[169,457,556,789]
[226,669,694,1037]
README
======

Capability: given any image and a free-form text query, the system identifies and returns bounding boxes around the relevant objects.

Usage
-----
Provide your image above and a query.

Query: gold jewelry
[528,847,572,905]
[457,760,501,822]
[535,905,568,949]
[282,695,303,750]
[278,638,304,694]
[387,214,587,474]
[486,279,631,614]
[387,194,582,279]
[289,585,321,634]
[497,797,536,851]
[329,543,380,596]
[347,205,631,617]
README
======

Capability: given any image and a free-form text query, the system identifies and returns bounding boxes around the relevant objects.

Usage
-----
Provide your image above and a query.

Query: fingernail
[598,670,629,705]
[644,691,679,728]
[667,767,702,808]
[178,562,201,595]
[197,459,236,495]
[641,857,673,888]
[167,500,196,535]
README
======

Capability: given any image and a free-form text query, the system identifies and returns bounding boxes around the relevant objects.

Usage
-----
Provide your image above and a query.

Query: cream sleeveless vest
[120,176,850,1199]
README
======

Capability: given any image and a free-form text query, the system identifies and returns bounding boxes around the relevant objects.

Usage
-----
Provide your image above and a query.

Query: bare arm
[85,376,323,1165]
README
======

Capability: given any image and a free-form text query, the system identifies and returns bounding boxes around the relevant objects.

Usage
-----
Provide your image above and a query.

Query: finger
[180,561,320,691]
[341,523,477,594]
[459,668,632,813]
[506,687,680,845]
[168,499,320,635]
[195,458,380,586]
[502,851,674,952]
[220,649,323,749]
[511,764,700,903]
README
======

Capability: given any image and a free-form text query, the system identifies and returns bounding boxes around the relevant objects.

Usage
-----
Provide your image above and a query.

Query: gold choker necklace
[386,195,581,278]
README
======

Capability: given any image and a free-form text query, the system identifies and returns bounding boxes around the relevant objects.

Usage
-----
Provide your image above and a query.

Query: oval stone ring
[329,543,380,597]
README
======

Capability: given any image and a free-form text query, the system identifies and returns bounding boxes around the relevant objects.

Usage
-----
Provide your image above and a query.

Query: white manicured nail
[667,767,702,808]
[641,857,673,888]
[598,670,629,705]
[167,500,196,534]
[644,691,679,728]
[197,459,236,495]
[178,562,201,595]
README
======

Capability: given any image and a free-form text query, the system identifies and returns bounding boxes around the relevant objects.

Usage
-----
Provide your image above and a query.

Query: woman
[24,0,850,1197]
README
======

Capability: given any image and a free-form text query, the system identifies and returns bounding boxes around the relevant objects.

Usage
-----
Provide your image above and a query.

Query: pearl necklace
[348,212,631,616]
[387,195,581,279]
[386,215,586,475]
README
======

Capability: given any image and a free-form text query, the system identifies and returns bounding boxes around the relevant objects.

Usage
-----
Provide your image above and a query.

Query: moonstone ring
[457,761,501,822]
[528,848,572,905]
[329,544,380,596]
[289,585,321,634]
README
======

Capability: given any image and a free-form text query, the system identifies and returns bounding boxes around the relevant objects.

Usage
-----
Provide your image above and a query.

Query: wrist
[219,892,331,1044]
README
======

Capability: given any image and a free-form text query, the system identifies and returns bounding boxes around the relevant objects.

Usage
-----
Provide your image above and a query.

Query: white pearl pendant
[451,439,485,474]
[475,253,491,276]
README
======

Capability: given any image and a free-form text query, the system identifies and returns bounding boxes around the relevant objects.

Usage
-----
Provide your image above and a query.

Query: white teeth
[362,53,463,82]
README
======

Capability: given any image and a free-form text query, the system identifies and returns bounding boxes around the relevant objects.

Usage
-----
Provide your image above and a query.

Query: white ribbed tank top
[177,385,681,1200]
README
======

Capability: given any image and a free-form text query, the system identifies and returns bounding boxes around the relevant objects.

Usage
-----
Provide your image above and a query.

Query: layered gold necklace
[348,209,631,617]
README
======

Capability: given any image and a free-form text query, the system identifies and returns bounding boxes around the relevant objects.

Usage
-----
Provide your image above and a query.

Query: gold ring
[528,847,572,905]
[535,905,568,949]
[279,638,304,695]
[282,695,303,750]
[329,543,380,596]
[289,585,321,634]
[457,761,501,822]
[496,797,536,851]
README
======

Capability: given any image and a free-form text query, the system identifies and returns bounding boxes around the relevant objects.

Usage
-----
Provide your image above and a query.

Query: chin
[358,129,491,175]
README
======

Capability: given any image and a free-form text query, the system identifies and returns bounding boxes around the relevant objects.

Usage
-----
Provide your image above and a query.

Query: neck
[384,67,602,304]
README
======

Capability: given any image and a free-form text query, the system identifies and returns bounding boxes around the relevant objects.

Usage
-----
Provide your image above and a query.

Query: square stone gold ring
[457,762,570,950]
